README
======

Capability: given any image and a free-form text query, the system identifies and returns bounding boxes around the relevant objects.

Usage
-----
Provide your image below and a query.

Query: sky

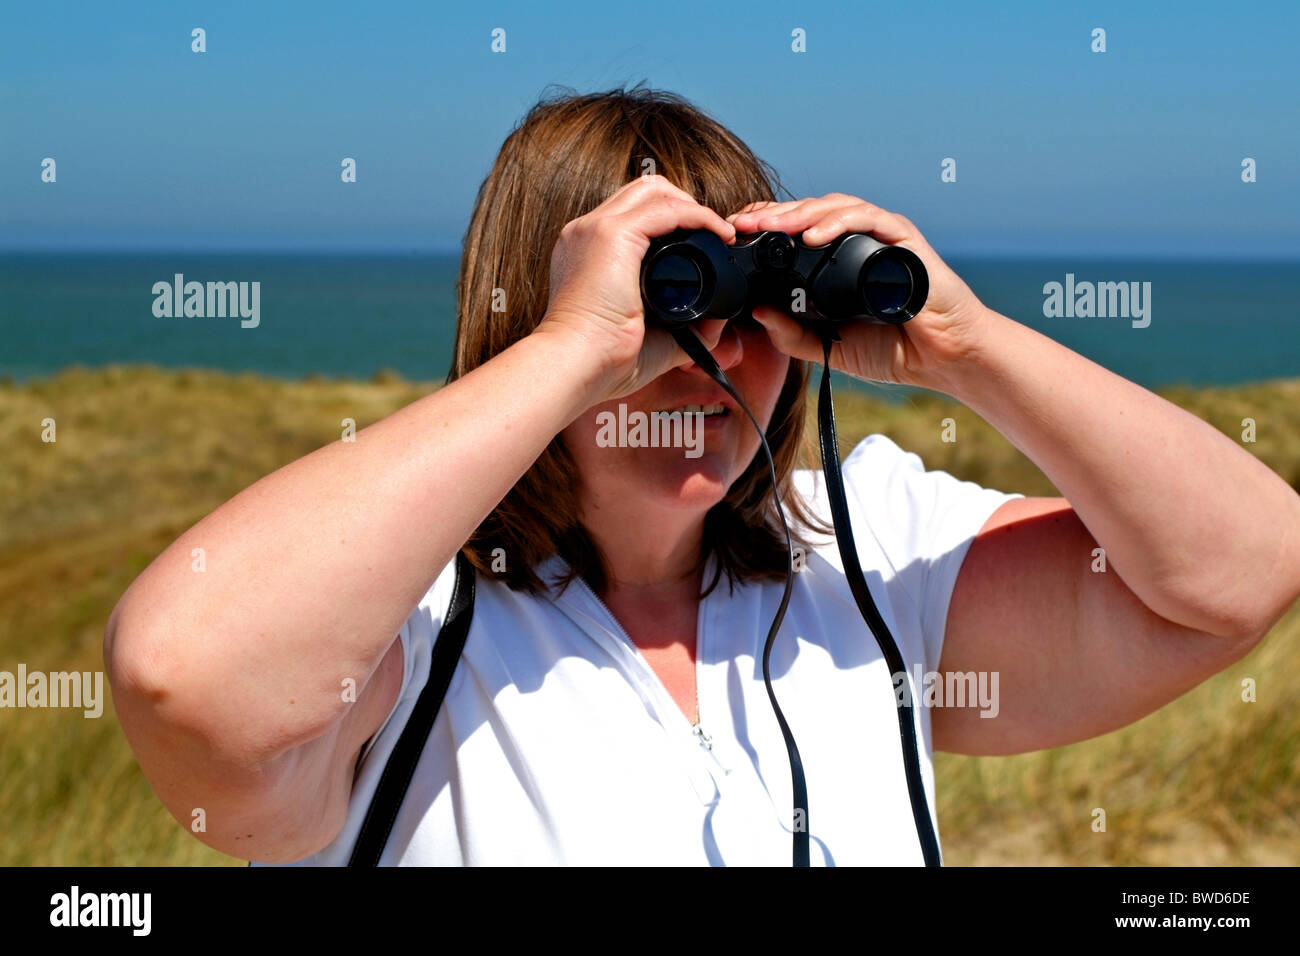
[1,0,1297,257]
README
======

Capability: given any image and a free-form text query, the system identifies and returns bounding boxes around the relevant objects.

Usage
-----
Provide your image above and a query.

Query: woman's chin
[638,452,735,508]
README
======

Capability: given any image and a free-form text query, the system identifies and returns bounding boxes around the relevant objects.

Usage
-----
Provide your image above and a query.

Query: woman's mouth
[651,403,729,418]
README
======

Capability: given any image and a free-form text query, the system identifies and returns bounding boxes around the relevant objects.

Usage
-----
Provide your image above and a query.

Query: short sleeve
[355,554,460,765]
[794,434,1023,672]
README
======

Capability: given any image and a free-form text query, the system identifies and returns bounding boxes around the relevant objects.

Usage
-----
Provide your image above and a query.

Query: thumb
[751,306,827,364]
[668,318,727,370]
[636,322,723,386]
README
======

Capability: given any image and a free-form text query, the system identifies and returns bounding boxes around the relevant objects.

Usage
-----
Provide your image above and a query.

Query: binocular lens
[861,254,912,316]
[645,252,703,315]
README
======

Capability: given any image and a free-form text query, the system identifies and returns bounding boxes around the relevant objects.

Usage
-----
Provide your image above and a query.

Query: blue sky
[2,0,1296,257]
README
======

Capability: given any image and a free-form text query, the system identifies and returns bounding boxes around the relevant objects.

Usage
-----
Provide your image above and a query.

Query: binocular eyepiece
[640,228,928,327]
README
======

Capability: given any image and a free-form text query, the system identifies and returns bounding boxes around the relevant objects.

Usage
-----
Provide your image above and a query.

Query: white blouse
[260,434,1022,866]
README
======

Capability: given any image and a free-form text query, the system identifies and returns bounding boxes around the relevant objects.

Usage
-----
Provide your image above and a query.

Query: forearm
[930,306,1300,640]
[107,323,601,754]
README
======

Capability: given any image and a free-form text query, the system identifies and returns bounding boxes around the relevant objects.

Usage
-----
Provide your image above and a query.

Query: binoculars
[640,228,928,327]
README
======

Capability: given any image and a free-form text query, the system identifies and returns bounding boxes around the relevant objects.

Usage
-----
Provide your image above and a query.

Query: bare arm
[104,174,738,861]
[932,309,1300,754]
[105,328,604,859]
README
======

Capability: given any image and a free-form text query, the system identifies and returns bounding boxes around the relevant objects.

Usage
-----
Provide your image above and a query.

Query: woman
[104,87,1300,866]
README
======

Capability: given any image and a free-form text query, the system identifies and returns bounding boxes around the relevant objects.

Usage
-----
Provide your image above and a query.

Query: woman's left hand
[727,194,991,391]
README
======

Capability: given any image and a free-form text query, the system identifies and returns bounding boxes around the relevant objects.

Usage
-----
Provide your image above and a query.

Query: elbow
[1236,518,1300,646]
[104,591,242,761]
[1175,512,1300,648]
[104,559,240,744]
[105,591,343,775]
[104,592,175,721]
[1210,576,1300,654]
[1238,579,1300,648]
[105,596,349,863]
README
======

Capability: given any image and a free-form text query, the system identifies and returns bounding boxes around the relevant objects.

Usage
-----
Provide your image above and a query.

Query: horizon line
[3,246,1299,263]
[4,360,1298,393]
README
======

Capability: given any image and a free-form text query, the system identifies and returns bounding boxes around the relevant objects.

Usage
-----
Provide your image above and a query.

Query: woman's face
[562,317,791,518]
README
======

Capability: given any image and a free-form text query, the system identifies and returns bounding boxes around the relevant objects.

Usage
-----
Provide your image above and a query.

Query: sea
[1,252,1296,394]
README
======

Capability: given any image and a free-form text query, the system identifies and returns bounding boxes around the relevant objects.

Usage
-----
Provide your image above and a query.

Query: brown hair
[449,82,832,597]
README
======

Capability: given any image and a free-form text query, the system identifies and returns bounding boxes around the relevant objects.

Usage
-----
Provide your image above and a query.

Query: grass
[1,364,1297,865]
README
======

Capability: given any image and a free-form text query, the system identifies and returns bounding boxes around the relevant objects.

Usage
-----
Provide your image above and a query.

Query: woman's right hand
[537,174,738,404]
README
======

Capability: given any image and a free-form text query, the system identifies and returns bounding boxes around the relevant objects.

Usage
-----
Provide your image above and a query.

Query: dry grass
[1,365,1296,865]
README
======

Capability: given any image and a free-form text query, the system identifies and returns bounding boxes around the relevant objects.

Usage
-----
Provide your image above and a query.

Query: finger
[602,174,708,219]
[737,192,850,222]
[619,196,736,246]
[726,200,783,224]
[741,195,912,246]
[665,319,726,370]
[800,202,913,246]
[640,325,690,378]
[752,306,908,383]
[688,318,728,356]
[640,319,726,380]
[730,197,816,228]
[748,306,829,365]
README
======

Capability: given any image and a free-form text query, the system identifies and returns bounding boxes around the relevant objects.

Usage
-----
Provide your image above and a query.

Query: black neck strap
[814,336,943,867]
[670,323,942,867]
[348,550,477,867]
[669,325,809,866]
